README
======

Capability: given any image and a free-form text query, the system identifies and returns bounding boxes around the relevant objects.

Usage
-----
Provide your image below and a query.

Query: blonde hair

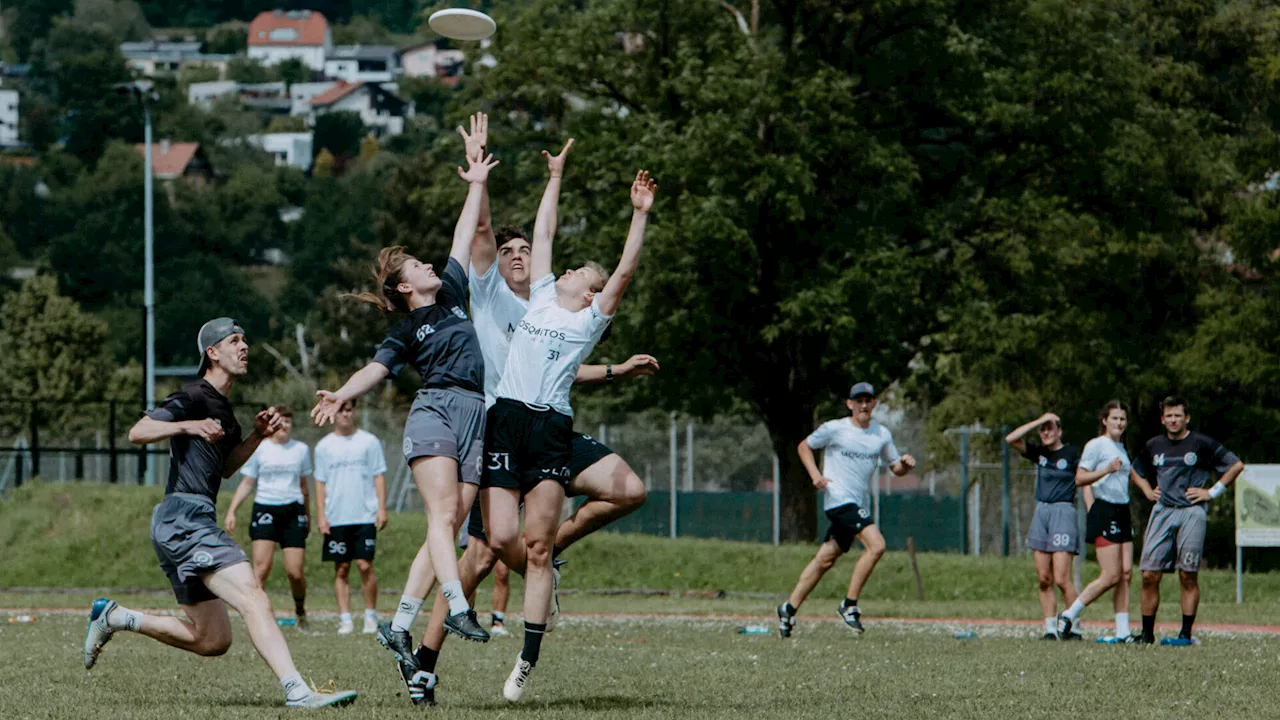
[584,261,609,293]
[343,245,411,312]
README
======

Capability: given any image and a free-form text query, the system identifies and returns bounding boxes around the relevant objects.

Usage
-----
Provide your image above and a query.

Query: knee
[335,563,351,580]
[1099,569,1121,588]
[286,567,305,583]
[817,548,842,572]
[1120,569,1133,587]
[525,537,552,569]
[195,635,232,657]
[493,561,510,582]
[1179,572,1198,590]
[355,560,374,575]
[864,539,886,560]
[1036,573,1053,591]
[621,475,648,509]
[1141,571,1161,587]
[488,527,519,556]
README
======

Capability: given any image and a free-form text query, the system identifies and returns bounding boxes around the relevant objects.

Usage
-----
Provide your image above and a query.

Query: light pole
[115,80,158,486]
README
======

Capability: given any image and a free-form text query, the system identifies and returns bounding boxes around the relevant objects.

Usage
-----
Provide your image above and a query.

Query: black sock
[552,546,564,560]
[1181,614,1195,638]
[842,597,858,609]
[1142,614,1156,641]
[782,602,797,616]
[521,622,547,666]
[293,596,306,616]
[414,645,440,673]
[492,611,505,625]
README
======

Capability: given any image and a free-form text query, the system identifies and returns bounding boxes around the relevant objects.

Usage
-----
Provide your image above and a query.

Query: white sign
[1235,465,1280,547]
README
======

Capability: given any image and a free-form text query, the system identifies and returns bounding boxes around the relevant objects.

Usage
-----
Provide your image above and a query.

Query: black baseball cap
[849,382,876,399]
[196,317,245,374]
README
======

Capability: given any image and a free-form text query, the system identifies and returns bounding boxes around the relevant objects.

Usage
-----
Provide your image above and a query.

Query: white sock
[339,612,352,624]
[441,580,470,616]
[1063,599,1085,621]
[281,672,309,702]
[1044,617,1056,633]
[107,605,142,632]
[364,609,378,623]
[391,595,423,632]
[1115,612,1130,638]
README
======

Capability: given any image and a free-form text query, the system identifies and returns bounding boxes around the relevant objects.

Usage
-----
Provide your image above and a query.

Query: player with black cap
[82,318,357,710]
[776,382,915,637]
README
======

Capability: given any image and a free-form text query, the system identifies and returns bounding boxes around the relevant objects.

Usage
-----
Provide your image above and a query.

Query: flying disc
[428,9,497,41]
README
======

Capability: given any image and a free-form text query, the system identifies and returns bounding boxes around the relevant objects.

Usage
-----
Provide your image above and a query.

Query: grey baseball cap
[848,382,876,399]
[196,317,245,374]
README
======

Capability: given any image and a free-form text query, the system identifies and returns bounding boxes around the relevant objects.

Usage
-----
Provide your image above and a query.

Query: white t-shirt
[1079,435,1130,505]
[469,262,531,408]
[240,438,311,506]
[493,273,612,417]
[313,429,387,527]
[806,419,901,512]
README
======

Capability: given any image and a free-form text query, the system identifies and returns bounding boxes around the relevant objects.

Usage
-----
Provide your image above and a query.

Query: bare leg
[520,481,564,625]
[402,539,437,601]
[412,456,465,587]
[334,562,351,616]
[492,560,511,615]
[483,486,526,575]
[1075,543,1121,608]
[1179,570,1200,615]
[786,540,844,611]
[556,455,647,552]
[1033,551,1055,618]
[251,540,275,589]
[356,559,378,611]
[845,525,887,600]
[1113,542,1133,614]
[1052,551,1078,606]
[132,598,234,656]
[1141,570,1162,616]
[282,547,306,607]
[204,562,300,680]
[422,540,498,652]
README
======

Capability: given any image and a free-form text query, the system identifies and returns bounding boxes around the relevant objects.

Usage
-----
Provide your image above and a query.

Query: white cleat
[503,655,533,702]
[337,618,354,635]
[286,690,358,709]
[84,597,118,669]
[362,616,377,635]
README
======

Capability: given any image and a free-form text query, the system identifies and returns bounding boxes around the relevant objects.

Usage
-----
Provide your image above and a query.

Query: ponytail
[341,245,411,313]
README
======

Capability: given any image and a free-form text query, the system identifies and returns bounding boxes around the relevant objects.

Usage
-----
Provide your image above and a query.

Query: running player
[1056,401,1157,642]
[314,399,388,635]
[311,148,499,644]
[83,317,356,709]
[1005,412,1082,640]
[776,383,915,638]
[1131,396,1244,645]
[482,164,658,702]
[224,404,313,630]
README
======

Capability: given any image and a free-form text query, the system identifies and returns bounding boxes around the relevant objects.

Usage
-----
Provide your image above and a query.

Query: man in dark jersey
[83,318,356,710]
[1006,412,1082,639]
[1131,396,1243,645]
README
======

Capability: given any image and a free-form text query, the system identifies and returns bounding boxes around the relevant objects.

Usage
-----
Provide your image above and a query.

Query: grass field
[6,484,1280,718]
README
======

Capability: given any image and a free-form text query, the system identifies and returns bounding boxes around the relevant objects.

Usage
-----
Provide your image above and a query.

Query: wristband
[605,364,613,382]
[1209,482,1227,500]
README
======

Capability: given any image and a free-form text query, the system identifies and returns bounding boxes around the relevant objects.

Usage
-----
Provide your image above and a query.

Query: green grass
[4,483,1280,625]
[5,610,1280,719]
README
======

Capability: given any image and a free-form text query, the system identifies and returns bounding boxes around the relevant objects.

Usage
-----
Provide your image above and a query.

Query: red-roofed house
[247,9,332,71]
[309,81,413,138]
[134,141,213,185]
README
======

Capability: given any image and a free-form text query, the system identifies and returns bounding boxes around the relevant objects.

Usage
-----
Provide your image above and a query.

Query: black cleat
[399,662,437,707]
[838,605,864,634]
[1056,613,1073,639]
[444,609,490,642]
[776,603,796,638]
[1041,632,1059,641]
[375,621,418,666]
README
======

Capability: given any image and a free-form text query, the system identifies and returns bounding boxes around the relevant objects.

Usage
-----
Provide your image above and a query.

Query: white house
[0,89,18,146]
[247,10,331,71]
[120,40,232,78]
[239,132,314,171]
[309,81,413,138]
[187,80,240,109]
[400,41,465,78]
[289,81,338,116]
[324,45,400,83]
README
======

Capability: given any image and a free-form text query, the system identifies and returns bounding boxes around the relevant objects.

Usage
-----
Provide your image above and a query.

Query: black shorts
[466,492,487,543]
[322,524,377,563]
[1086,500,1133,545]
[824,503,874,553]
[481,399,573,493]
[249,502,309,548]
[565,432,615,497]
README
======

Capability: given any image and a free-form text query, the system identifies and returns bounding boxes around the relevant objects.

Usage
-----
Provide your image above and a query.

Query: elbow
[1003,434,1017,445]
[1074,475,1089,487]
[127,424,147,445]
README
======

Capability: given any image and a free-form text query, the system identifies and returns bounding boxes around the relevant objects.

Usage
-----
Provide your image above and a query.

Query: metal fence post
[1001,426,1011,557]
[108,401,119,484]
[959,432,969,555]
[669,414,678,539]
[771,454,780,546]
[685,423,694,492]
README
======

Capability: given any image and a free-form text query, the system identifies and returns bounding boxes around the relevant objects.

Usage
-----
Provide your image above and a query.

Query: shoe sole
[289,691,358,709]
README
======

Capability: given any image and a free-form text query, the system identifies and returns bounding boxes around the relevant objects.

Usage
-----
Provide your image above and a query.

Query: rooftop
[248,10,329,47]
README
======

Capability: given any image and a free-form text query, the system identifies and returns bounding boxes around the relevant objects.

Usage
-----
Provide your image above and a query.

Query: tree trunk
[767,414,819,542]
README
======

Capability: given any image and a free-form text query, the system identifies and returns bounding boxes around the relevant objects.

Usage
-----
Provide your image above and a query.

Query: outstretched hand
[631,170,657,212]
[457,112,488,162]
[311,390,343,427]
[458,152,500,184]
[618,354,660,378]
[542,138,574,177]
[253,407,283,437]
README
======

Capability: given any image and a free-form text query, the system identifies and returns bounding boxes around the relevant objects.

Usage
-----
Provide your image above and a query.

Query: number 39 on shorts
[1052,533,1070,547]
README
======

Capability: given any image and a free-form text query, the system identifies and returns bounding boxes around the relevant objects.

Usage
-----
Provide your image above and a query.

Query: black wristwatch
[605,364,613,382]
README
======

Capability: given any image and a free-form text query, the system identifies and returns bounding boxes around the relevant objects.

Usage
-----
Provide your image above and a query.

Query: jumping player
[776,383,915,638]
[1131,396,1244,645]
[83,317,356,709]
[1006,412,1082,640]
[225,404,314,630]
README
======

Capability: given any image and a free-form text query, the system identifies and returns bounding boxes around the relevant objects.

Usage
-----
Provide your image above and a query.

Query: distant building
[187,80,241,109]
[289,81,339,116]
[400,41,464,78]
[325,45,400,83]
[238,81,291,113]
[240,132,314,171]
[0,89,18,147]
[120,40,232,78]
[247,10,332,71]
[308,82,413,138]
[134,141,213,185]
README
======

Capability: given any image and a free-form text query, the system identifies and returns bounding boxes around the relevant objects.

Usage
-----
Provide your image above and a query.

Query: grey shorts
[1140,504,1207,572]
[402,387,485,485]
[1025,501,1079,555]
[150,493,248,605]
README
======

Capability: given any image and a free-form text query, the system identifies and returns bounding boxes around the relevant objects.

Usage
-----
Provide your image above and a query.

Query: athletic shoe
[1161,636,1200,646]
[490,621,511,638]
[1041,632,1058,641]
[362,616,377,635]
[503,655,533,702]
[337,618,354,635]
[776,604,796,638]
[83,597,118,669]
[1095,635,1134,644]
[547,563,563,632]
[1055,613,1073,639]
[1135,635,1156,645]
[286,690,358,709]
[444,609,490,642]
[398,662,437,707]
[296,615,311,633]
[838,605,864,634]
[375,622,418,666]
[1061,630,1083,641]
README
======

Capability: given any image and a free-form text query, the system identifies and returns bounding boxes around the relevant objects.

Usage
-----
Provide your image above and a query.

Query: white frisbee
[428,8,497,41]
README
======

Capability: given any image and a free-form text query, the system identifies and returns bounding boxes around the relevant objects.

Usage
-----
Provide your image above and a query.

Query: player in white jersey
[481,151,657,701]
[225,405,313,630]
[776,383,915,637]
[1056,400,1158,642]
[314,399,388,635]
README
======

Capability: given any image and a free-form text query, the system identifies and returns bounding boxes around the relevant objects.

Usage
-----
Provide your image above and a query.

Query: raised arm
[129,416,221,445]
[459,113,499,276]
[1004,412,1057,454]
[597,170,657,318]
[574,354,661,384]
[449,151,500,268]
[224,408,283,478]
[312,362,390,426]
[531,139,574,280]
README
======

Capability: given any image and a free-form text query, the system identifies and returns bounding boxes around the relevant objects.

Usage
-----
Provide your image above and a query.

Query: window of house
[269,28,299,42]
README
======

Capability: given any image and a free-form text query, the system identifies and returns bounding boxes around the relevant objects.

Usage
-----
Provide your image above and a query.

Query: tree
[312,148,335,178]
[226,56,274,84]
[312,110,365,165]
[277,58,310,86]
[70,0,151,43]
